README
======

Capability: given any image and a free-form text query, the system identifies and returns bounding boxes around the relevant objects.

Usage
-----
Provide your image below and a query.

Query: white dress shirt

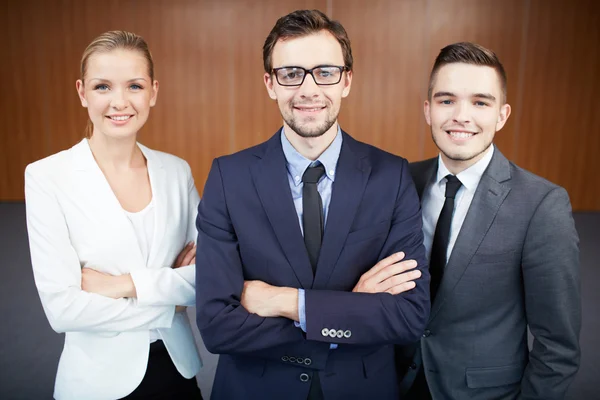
[422,145,495,263]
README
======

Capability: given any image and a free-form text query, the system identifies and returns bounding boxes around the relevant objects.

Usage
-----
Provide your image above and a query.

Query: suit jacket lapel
[313,133,371,289]
[250,132,314,289]
[429,149,512,322]
[409,158,437,200]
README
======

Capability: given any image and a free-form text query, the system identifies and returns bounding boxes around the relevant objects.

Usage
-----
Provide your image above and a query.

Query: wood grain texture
[1,0,599,210]
[515,0,600,210]
[332,0,428,162]
[1,0,49,200]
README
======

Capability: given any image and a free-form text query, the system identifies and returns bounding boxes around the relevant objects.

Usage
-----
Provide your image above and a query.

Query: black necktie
[429,174,462,301]
[302,164,326,274]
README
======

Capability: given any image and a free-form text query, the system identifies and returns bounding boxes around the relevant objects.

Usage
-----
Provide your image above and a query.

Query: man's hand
[81,268,136,299]
[241,280,299,321]
[173,241,196,268]
[353,252,421,294]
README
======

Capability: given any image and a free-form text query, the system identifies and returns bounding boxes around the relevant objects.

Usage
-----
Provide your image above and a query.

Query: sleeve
[195,159,330,368]
[25,165,175,334]
[130,161,200,307]
[296,289,338,349]
[519,187,581,400]
[304,158,431,346]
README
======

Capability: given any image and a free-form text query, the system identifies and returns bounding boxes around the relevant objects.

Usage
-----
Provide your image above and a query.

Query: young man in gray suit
[394,42,581,399]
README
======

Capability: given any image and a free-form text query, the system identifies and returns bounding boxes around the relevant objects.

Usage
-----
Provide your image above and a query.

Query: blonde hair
[80,31,154,138]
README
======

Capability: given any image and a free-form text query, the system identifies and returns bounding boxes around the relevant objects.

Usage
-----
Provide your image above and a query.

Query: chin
[443,145,490,163]
[103,129,139,140]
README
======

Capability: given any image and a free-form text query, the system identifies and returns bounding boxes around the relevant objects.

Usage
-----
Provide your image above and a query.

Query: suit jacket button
[336,329,344,338]
[296,357,304,364]
[281,356,289,362]
[410,363,417,370]
[299,373,310,382]
[328,329,337,337]
[343,330,352,338]
[422,329,431,337]
[304,358,312,366]
[289,356,296,362]
[321,328,329,337]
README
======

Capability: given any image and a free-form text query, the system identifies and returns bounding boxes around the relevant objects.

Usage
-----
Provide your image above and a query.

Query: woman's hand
[81,268,136,299]
[173,241,196,268]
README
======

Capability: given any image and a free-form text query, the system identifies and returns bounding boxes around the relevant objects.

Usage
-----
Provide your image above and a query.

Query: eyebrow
[473,93,496,101]
[433,91,496,102]
[433,91,456,98]
[88,77,148,83]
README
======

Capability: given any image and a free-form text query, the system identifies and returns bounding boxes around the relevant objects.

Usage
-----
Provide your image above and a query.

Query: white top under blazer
[25,139,202,400]
[123,199,161,343]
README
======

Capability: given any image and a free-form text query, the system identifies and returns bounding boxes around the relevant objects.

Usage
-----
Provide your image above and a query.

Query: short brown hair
[262,9,353,73]
[428,42,507,103]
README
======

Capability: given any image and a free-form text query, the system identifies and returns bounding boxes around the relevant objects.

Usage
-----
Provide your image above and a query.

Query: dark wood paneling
[1,1,49,200]
[516,0,600,210]
[1,0,599,209]
[333,0,428,162]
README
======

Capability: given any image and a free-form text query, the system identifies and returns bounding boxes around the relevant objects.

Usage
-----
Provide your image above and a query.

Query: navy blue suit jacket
[196,130,430,400]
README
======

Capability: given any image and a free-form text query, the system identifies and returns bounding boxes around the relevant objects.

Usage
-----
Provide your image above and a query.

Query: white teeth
[297,107,324,111]
[448,131,474,139]
[110,115,131,121]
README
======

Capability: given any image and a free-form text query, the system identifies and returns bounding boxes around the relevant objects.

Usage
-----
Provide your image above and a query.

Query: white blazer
[25,139,202,400]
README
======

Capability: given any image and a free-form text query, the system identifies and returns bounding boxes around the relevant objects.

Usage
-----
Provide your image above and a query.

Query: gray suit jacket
[397,148,581,399]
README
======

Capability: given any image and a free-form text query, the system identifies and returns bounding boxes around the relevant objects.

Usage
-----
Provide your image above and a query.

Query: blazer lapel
[313,133,371,289]
[72,139,146,273]
[140,144,167,268]
[429,149,512,322]
[251,132,314,289]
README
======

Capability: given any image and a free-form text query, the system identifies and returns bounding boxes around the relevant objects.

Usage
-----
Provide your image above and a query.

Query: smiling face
[264,31,352,140]
[425,63,511,173]
[76,49,158,140]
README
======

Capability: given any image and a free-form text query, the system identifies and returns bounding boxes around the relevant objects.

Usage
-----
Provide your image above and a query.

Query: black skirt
[120,340,203,400]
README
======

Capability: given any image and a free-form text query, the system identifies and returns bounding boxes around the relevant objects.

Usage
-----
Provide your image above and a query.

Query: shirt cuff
[294,288,307,332]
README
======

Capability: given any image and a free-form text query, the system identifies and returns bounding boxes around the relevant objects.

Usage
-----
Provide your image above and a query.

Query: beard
[282,101,338,138]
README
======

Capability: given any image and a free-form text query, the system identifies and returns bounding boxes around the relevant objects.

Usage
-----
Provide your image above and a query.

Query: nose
[452,101,471,124]
[110,88,128,110]
[297,72,320,98]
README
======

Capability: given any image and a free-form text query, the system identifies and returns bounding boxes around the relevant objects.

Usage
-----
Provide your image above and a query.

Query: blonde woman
[25,31,203,399]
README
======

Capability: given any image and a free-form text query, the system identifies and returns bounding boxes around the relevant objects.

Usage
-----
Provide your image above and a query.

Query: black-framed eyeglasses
[272,65,348,87]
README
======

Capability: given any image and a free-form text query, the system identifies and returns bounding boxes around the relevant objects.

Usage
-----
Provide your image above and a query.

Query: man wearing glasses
[196,9,429,400]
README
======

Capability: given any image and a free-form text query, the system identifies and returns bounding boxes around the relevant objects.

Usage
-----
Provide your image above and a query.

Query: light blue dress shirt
[281,126,342,349]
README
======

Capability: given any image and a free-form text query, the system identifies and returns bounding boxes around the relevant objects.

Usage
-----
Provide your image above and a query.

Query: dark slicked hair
[428,42,508,103]
[262,9,353,73]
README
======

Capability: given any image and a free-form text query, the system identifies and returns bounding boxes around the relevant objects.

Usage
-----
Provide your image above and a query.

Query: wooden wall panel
[138,0,233,190]
[424,0,528,161]
[1,1,48,200]
[333,0,428,162]
[515,0,600,211]
[1,0,599,209]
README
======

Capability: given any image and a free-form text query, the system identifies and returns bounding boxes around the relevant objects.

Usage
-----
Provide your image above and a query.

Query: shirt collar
[281,126,343,186]
[436,144,495,192]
